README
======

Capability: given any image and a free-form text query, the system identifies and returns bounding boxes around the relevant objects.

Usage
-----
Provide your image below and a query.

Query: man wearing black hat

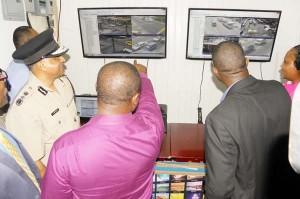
[7,26,38,104]
[5,28,80,177]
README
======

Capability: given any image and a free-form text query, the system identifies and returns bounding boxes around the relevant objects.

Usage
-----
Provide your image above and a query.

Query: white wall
[0,3,49,66]
[1,0,300,123]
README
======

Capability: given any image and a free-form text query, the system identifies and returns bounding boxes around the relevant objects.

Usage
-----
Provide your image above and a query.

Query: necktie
[0,131,40,192]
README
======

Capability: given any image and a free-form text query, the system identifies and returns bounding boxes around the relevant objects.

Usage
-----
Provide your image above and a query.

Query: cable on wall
[197,61,205,124]
[46,16,51,28]
[259,62,264,80]
[26,12,32,27]
[147,59,149,67]
[197,61,205,108]
[56,0,62,41]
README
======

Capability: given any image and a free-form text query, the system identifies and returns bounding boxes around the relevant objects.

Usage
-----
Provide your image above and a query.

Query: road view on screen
[186,9,281,62]
[78,8,167,59]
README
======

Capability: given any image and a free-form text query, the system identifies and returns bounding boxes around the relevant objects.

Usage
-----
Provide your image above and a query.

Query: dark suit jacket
[205,75,300,199]
[0,129,41,199]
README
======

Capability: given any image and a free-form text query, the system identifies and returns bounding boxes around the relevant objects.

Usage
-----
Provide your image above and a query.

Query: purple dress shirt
[41,73,164,199]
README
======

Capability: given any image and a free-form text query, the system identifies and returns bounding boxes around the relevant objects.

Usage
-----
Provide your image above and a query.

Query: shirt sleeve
[289,85,300,173]
[135,73,164,143]
[204,113,237,199]
[5,103,44,161]
[6,61,29,104]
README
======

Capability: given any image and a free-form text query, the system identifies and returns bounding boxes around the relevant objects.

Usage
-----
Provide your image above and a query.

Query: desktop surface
[158,123,205,162]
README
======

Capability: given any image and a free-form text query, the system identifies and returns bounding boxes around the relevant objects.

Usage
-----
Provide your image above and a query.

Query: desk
[158,123,205,162]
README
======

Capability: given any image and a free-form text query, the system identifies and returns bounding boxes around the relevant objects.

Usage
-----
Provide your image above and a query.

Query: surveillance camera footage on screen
[78,7,167,59]
[186,8,281,62]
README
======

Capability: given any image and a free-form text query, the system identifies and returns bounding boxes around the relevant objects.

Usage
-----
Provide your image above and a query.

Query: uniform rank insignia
[51,108,59,116]
[38,86,48,95]
[16,98,23,106]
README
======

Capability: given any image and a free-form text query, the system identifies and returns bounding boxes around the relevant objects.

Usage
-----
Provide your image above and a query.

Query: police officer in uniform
[5,28,80,177]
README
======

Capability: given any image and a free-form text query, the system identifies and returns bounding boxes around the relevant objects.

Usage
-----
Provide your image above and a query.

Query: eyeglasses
[0,69,8,82]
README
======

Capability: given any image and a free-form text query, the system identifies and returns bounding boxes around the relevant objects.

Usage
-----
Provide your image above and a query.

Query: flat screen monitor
[186,8,281,62]
[75,95,98,118]
[78,7,167,59]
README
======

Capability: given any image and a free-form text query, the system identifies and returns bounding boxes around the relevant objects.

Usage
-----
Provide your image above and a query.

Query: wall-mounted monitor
[78,7,167,59]
[186,8,281,62]
[75,95,98,118]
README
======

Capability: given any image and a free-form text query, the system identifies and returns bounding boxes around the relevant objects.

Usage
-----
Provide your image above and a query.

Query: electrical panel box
[24,0,36,13]
[26,0,54,16]
[46,0,54,15]
[1,0,25,21]
[34,0,48,16]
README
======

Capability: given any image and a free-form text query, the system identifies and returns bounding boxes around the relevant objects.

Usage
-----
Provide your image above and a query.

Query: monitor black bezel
[186,8,282,62]
[78,7,167,59]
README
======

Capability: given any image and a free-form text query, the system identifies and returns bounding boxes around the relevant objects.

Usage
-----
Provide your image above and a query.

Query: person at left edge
[6,26,38,104]
[0,67,41,199]
[5,28,80,178]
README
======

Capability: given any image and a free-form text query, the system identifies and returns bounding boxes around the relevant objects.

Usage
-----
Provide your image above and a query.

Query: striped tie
[0,131,40,192]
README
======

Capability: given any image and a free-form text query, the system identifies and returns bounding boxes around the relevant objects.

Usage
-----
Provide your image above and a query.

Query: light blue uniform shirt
[6,59,29,104]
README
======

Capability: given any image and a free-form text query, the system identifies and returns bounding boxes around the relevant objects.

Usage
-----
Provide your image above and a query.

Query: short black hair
[212,41,247,74]
[96,61,141,105]
[292,45,300,70]
[13,26,36,49]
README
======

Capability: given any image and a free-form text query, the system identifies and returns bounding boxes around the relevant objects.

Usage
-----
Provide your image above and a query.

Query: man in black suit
[204,41,293,199]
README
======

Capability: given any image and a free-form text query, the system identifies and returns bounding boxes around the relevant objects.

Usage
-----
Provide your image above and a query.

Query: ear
[38,60,47,72]
[245,57,249,66]
[131,93,140,111]
[212,66,220,78]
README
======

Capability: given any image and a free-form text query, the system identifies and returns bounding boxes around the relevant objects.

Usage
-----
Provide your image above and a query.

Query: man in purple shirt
[41,60,164,198]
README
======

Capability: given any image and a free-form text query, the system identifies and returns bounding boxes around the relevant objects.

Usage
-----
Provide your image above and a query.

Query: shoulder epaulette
[15,86,36,106]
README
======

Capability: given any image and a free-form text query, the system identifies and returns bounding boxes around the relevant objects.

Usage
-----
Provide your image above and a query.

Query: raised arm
[133,60,164,137]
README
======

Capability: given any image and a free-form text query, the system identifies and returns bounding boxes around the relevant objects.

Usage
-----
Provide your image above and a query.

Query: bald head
[13,26,38,49]
[212,41,247,74]
[96,61,141,106]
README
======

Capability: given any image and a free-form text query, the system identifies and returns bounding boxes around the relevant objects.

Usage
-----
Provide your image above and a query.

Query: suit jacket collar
[226,75,257,97]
